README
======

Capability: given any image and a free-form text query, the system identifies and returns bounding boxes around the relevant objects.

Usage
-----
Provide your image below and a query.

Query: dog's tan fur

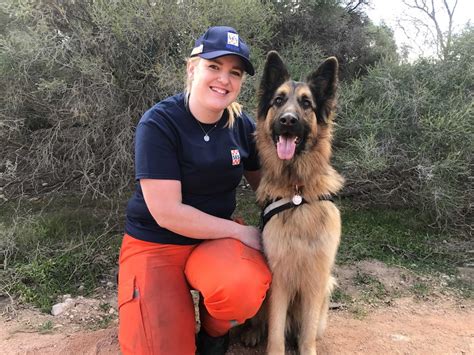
[242,51,344,355]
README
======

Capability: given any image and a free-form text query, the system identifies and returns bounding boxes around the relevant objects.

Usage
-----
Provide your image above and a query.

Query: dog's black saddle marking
[260,194,333,230]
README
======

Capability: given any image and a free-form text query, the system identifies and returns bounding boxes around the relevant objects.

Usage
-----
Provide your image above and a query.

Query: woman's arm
[140,179,262,250]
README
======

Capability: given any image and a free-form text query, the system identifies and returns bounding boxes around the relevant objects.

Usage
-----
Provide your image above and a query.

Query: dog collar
[260,194,333,230]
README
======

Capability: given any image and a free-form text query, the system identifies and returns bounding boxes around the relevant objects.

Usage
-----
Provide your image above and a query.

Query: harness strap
[260,194,333,230]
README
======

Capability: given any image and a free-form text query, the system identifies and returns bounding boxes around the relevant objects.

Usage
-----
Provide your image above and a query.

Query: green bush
[0,0,277,197]
[1,1,470,235]
[335,28,473,233]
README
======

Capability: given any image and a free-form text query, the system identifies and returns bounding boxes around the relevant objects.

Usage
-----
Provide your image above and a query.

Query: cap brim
[198,51,255,76]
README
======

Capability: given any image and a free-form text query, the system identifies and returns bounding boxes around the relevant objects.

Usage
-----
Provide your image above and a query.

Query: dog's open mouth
[276,135,301,160]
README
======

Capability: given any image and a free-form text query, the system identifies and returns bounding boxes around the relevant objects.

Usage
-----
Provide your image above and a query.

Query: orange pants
[118,234,271,355]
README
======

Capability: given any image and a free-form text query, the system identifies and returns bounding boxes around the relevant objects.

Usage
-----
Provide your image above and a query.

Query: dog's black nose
[279,113,298,126]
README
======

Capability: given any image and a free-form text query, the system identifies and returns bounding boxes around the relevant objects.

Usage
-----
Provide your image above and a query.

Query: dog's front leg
[266,276,289,355]
[298,288,325,355]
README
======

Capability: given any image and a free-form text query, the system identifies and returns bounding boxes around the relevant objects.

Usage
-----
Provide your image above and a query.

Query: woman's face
[187,55,244,116]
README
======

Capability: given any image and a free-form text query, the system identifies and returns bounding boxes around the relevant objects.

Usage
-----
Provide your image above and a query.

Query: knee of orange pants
[184,238,271,333]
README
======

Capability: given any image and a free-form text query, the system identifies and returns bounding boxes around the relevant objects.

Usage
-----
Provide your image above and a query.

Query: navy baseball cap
[190,26,255,76]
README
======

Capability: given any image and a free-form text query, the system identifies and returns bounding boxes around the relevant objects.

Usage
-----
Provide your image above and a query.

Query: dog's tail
[317,275,337,339]
[327,275,337,294]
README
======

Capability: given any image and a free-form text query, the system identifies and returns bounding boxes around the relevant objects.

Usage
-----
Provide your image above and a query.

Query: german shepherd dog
[241,51,344,354]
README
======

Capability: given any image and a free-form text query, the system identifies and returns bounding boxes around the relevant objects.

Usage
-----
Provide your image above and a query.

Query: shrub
[335,31,473,233]
[0,0,276,197]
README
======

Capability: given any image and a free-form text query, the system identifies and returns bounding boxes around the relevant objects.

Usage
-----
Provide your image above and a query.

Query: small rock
[108,308,115,314]
[78,285,85,292]
[106,281,114,288]
[391,334,410,342]
[51,303,65,316]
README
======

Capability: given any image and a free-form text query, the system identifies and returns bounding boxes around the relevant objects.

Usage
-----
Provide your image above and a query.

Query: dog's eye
[301,99,312,110]
[274,97,284,106]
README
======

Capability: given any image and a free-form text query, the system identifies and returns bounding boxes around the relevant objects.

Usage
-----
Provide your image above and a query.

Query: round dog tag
[292,194,302,205]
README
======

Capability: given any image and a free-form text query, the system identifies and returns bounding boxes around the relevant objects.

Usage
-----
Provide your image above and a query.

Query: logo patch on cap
[227,32,239,47]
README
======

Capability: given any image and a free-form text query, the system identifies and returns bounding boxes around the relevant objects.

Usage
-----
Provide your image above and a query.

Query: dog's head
[257,51,338,160]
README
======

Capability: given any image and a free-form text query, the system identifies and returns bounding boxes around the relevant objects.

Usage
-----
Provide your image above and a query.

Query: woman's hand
[236,225,262,251]
[141,179,263,249]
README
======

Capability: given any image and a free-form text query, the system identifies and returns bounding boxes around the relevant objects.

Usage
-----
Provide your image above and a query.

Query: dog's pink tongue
[277,136,296,160]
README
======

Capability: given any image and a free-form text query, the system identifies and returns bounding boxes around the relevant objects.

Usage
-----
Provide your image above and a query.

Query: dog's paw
[239,322,266,347]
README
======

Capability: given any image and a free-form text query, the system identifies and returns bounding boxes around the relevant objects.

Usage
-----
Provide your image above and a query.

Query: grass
[235,190,467,275]
[337,203,465,274]
[353,271,390,301]
[38,320,54,334]
[330,287,353,305]
[0,188,471,313]
[0,196,123,312]
[234,190,471,299]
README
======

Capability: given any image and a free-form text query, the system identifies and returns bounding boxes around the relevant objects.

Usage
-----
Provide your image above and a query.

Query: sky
[365,0,473,60]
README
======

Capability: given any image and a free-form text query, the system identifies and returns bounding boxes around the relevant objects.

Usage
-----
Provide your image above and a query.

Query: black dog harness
[260,194,333,230]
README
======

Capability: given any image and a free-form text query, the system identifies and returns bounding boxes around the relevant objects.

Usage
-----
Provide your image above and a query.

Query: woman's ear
[187,59,197,80]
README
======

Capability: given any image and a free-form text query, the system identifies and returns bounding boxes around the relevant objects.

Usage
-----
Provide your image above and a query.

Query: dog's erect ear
[257,51,290,119]
[306,57,338,124]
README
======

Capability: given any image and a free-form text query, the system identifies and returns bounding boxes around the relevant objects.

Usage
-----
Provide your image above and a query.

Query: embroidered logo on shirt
[227,33,239,47]
[231,149,241,166]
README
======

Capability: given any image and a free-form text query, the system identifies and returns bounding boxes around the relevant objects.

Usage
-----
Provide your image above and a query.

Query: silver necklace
[185,95,220,142]
[195,120,218,142]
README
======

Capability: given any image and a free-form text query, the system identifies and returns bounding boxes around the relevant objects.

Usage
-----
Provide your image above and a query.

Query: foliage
[267,0,399,79]
[337,205,465,272]
[0,0,399,199]
[0,198,122,311]
[0,2,471,313]
[335,29,473,233]
[0,0,276,197]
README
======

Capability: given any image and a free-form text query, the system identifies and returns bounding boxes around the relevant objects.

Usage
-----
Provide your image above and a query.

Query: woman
[118,26,271,355]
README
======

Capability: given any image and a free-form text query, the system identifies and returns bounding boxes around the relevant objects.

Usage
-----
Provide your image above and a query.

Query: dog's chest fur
[261,200,341,280]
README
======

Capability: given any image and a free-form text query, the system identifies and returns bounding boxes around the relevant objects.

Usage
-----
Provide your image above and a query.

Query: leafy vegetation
[0,1,472,309]
[0,198,122,311]
[338,205,465,272]
[336,33,473,233]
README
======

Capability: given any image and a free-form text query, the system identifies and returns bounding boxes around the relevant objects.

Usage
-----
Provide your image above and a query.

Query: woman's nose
[217,72,230,85]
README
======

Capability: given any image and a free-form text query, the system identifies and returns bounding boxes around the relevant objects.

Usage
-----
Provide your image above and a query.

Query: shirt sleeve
[241,114,260,171]
[135,111,181,181]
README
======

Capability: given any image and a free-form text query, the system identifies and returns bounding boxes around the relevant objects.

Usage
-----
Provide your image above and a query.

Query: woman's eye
[209,64,219,70]
[231,71,242,77]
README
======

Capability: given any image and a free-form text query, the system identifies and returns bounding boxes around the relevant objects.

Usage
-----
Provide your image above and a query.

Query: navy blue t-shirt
[125,93,259,245]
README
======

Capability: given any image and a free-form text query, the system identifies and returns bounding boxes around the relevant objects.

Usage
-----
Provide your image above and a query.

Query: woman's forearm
[152,202,241,240]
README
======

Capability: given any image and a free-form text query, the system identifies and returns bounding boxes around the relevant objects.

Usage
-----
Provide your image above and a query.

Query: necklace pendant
[292,194,302,205]
[203,134,210,142]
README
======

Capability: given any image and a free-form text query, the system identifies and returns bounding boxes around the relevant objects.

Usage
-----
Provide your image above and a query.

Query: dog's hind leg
[317,275,336,339]
[267,276,290,355]
[238,299,267,347]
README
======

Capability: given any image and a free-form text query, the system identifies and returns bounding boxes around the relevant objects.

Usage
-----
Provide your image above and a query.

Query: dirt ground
[1,261,472,355]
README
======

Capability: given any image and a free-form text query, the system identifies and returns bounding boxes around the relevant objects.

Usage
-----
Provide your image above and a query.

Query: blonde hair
[185,57,244,128]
